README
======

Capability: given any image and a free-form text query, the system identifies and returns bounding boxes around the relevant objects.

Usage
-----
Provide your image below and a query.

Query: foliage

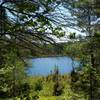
[52,67,63,96]
[27,74,87,100]
[0,0,100,100]
[61,0,100,99]
[0,0,65,99]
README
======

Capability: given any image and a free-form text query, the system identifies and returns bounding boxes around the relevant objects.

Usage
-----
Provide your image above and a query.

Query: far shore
[25,54,80,60]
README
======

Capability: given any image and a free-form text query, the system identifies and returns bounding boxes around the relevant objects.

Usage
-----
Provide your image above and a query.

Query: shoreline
[26,55,80,61]
[26,54,70,59]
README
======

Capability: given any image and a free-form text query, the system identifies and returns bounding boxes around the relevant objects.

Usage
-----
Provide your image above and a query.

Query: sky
[1,1,86,43]
[0,0,2,4]
[48,4,86,42]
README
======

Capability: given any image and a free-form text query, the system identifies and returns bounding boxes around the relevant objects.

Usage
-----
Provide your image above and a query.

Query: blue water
[27,56,79,76]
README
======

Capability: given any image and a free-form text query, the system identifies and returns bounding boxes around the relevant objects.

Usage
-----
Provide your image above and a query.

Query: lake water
[27,56,79,76]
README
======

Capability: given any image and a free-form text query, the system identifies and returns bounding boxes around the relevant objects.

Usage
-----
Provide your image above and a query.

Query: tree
[0,0,66,99]
[52,66,63,96]
[61,0,100,99]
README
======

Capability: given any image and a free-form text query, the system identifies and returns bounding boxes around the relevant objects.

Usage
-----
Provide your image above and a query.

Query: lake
[27,56,79,76]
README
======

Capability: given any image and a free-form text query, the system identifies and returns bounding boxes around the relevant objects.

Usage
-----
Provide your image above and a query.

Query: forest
[0,0,100,100]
